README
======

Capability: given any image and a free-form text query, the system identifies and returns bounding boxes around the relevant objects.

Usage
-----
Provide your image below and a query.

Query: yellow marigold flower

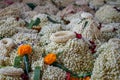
[44,53,57,65]
[18,44,32,56]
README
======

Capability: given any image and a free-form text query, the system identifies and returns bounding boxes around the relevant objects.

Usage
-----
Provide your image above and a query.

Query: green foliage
[28,18,40,29]
[34,66,41,80]
[26,3,37,10]
[14,56,23,68]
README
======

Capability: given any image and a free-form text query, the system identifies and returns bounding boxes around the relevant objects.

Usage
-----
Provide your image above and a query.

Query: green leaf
[52,62,92,78]
[51,0,57,7]
[23,54,30,74]
[52,62,73,75]
[0,37,3,40]
[28,18,40,29]
[26,3,37,10]
[83,21,88,29]
[57,51,64,57]
[33,18,40,26]
[42,53,46,57]
[47,16,61,24]
[14,56,23,68]
[73,3,81,7]
[0,66,6,69]
[34,66,41,80]
[78,18,86,24]
[28,20,35,29]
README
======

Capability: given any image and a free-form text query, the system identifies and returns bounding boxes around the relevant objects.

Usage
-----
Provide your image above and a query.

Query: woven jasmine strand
[64,12,82,30]
[44,42,65,54]
[31,57,46,71]
[7,3,31,15]
[94,42,109,57]
[100,31,117,42]
[6,17,25,27]
[82,21,100,41]
[91,38,120,80]
[40,33,52,46]
[59,50,94,74]
[58,38,94,74]
[72,19,100,41]
[91,51,120,80]
[0,17,25,28]
[0,66,24,76]
[12,32,41,46]
[33,13,48,23]
[32,13,50,28]
[0,39,15,66]
[95,5,120,23]
[0,7,20,20]
[0,20,6,25]
[0,46,8,57]
[16,27,38,33]
[0,75,21,80]
[91,48,120,80]
[106,38,120,70]
[22,0,44,5]
[100,23,120,42]
[64,12,82,22]
[64,38,90,54]
[22,11,38,23]
[89,0,105,10]
[0,66,23,80]
[34,1,59,15]
[0,56,10,66]
[9,49,19,66]
[42,66,66,80]
[0,26,17,38]
[51,0,74,7]
[33,13,62,28]
[40,23,62,35]
[30,46,44,63]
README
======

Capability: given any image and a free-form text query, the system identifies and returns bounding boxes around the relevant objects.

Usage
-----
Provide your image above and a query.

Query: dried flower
[89,40,96,54]
[66,72,70,80]
[112,28,118,32]
[44,53,57,65]
[98,23,102,30]
[21,73,29,80]
[4,0,14,5]
[74,32,82,39]
[16,17,19,21]
[113,7,120,12]
[18,44,32,56]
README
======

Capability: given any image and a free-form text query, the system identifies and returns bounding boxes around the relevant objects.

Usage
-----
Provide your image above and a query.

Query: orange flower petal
[70,77,79,80]
[84,77,90,80]
[18,44,32,56]
[44,53,57,65]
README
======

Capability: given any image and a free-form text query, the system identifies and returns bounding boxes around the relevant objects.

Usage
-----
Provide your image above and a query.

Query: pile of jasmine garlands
[0,0,120,80]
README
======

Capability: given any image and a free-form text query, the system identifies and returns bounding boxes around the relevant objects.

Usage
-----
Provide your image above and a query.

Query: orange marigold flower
[44,53,57,65]
[70,77,79,80]
[18,44,32,56]
[84,77,90,80]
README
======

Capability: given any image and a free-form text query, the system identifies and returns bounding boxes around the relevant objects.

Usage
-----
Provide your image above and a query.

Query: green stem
[47,16,61,24]
[34,66,41,80]
[52,62,92,78]
[23,54,30,74]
